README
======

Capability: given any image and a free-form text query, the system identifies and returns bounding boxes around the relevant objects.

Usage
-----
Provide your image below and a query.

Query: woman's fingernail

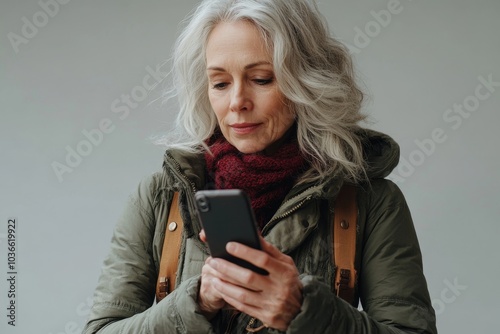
[226,242,235,252]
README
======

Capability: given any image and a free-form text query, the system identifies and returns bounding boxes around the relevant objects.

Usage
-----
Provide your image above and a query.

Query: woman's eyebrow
[206,61,272,72]
[244,61,272,70]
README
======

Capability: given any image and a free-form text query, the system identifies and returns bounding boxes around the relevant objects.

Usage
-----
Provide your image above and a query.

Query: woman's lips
[230,123,261,134]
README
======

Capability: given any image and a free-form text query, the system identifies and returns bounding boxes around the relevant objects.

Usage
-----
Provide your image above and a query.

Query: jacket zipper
[262,190,314,234]
[246,317,257,333]
[165,152,197,193]
[245,317,269,333]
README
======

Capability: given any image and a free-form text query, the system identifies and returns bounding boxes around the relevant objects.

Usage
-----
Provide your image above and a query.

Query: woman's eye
[212,82,228,90]
[254,78,273,85]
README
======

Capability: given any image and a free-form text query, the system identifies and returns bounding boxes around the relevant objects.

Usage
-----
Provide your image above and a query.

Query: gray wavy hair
[159,0,367,183]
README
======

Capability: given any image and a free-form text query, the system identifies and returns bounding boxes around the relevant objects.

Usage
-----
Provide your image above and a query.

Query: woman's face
[206,20,295,154]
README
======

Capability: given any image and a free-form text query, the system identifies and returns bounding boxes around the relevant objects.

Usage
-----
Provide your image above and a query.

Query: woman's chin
[230,141,265,154]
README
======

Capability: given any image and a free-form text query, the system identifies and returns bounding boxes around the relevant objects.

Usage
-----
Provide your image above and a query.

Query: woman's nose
[229,83,252,112]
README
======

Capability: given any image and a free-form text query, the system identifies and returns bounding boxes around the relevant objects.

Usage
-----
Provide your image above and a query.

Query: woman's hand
[198,230,226,319]
[204,236,303,331]
[198,255,227,319]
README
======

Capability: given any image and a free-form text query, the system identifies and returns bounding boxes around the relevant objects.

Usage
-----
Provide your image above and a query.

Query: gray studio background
[1,0,498,333]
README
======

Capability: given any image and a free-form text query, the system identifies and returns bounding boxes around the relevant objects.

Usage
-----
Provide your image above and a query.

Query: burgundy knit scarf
[204,134,308,229]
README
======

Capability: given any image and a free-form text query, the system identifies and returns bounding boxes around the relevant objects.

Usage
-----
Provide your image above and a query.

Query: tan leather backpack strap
[333,184,358,304]
[156,191,184,303]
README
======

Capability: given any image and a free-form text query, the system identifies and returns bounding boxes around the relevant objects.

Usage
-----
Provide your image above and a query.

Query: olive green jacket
[83,130,437,334]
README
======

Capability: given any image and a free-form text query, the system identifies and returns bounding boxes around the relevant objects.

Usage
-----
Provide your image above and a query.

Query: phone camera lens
[197,196,210,212]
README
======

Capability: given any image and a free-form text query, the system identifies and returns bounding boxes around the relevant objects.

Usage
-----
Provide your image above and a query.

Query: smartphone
[195,189,268,275]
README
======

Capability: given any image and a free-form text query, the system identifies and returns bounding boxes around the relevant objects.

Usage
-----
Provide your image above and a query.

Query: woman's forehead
[206,21,273,69]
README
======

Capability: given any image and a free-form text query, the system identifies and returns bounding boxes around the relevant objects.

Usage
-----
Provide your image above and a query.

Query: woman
[83,0,437,333]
